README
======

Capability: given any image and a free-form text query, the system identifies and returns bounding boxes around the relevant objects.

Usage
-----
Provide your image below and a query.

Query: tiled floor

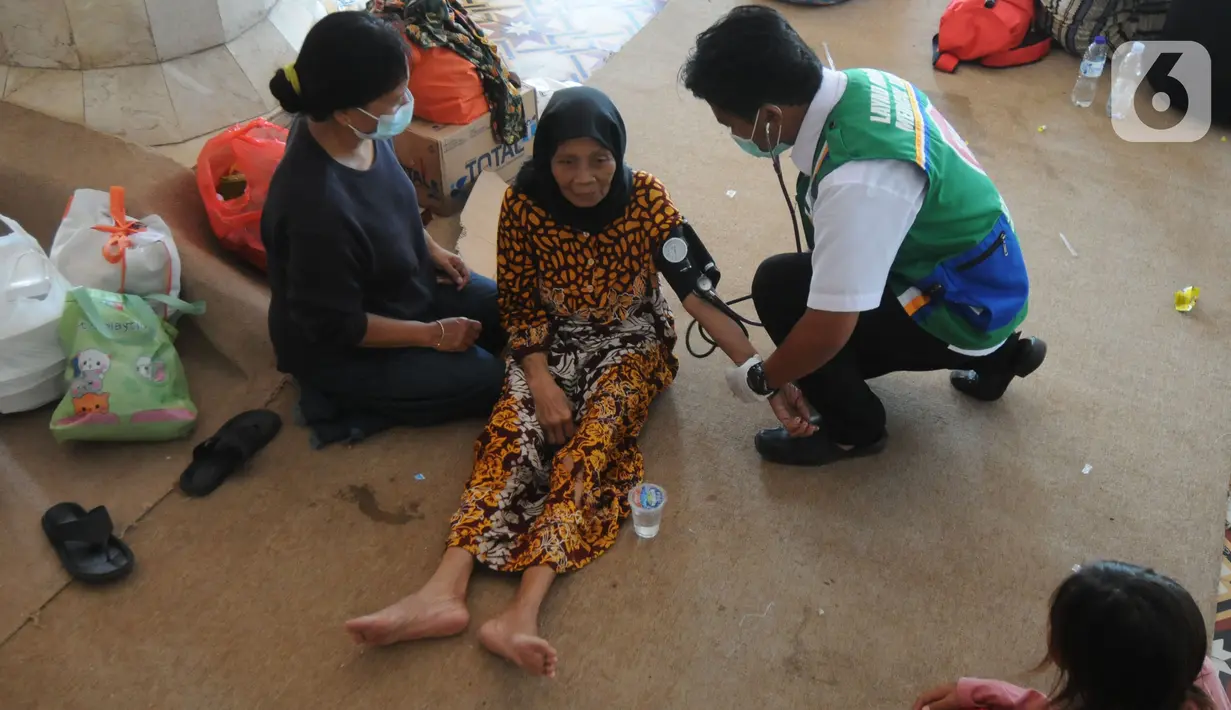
[457,0,669,84]
[165,0,669,165]
[0,0,324,149]
[0,0,666,165]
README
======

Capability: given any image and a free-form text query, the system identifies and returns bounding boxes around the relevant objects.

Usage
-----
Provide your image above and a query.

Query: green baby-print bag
[50,287,205,443]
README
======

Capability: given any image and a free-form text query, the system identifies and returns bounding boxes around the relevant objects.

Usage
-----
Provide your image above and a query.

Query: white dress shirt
[789,67,928,315]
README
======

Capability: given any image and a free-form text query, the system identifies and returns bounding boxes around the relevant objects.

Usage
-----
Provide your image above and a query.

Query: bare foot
[478,610,558,678]
[344,592,469,647]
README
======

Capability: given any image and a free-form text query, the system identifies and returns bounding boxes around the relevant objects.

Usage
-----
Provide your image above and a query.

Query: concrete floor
[2,1,1231,708]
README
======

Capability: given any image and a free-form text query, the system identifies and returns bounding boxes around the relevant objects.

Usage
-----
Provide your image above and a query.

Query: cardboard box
[394,86,538,216]
[456,170,509,279]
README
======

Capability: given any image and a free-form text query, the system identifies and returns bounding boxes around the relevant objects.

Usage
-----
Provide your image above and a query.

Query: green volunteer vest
[795,68,1028,351]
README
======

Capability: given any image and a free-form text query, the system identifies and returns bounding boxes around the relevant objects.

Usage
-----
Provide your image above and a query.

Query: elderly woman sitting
[344,87,776,676]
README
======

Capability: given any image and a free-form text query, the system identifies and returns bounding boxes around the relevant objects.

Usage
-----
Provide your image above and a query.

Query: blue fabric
[913,214,1030,333]
[294,274,507,448]
[262,118,440,374]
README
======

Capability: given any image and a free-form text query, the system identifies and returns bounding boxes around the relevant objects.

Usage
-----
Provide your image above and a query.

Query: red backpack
[932,0,1053,72]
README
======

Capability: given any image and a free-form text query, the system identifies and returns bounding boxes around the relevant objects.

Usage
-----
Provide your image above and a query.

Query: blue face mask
[731,107,789,159]
[350,89,415,141]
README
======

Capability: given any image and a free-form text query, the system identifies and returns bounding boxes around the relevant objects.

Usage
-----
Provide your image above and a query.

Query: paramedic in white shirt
[680,5,1047,467]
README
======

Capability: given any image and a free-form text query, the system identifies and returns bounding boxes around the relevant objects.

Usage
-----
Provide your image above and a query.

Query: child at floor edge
[913,559,1231,710]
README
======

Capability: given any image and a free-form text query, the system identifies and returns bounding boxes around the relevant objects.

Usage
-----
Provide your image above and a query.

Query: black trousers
[295,275,508,448]
[750,253,1018,447]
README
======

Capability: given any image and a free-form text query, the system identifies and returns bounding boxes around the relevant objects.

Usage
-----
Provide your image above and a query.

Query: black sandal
[42,503,135,584]
[179,409,282,497]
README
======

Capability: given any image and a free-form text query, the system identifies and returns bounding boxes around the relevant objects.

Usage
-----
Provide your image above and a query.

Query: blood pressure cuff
[654,220,722,301]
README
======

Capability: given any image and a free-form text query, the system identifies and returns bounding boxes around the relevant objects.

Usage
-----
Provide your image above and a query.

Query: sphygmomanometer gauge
[661,236,689,264]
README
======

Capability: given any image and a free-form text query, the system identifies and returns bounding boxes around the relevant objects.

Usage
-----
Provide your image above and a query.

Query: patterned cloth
[1034,0,1171,54]
[447,172,681,573]
[368,0,526,145]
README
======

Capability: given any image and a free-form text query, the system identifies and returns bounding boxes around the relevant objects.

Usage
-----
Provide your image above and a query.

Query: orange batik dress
[447,171,681,573]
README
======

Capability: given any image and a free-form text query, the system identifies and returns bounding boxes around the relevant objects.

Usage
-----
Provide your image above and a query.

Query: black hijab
[512,86,634,234]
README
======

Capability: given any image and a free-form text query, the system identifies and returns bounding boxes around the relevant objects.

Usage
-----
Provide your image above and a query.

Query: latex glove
[726,355,770,404]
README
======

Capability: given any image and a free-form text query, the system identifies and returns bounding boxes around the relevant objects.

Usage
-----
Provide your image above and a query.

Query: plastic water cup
[628,483,667,539]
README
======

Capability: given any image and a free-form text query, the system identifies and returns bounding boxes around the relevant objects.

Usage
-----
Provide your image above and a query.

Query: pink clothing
[954,657,1231,710]
[953,678,1047,710]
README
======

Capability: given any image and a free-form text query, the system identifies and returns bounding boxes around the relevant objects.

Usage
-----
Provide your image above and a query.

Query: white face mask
[349,89,415,141]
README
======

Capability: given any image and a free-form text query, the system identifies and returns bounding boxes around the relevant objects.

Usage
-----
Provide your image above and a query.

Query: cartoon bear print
[135,356,167,383]
[72,392,111,416]
[68,348,112,420]
[74,349,111,376]
[69,373,105,397]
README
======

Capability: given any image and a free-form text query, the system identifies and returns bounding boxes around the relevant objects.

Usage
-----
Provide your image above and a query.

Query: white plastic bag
[50,186,184,320]
[0,214,71,413]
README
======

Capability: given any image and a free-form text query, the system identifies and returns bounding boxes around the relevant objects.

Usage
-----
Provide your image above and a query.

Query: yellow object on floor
[1175,285,1201,312]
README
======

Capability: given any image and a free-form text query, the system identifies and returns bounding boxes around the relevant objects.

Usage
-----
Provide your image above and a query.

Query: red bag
[407,43,488,125]
[195,118,288,271]
[932,0,1052,73]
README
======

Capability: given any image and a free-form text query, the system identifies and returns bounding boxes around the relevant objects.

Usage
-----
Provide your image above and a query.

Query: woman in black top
[261,12,506,447]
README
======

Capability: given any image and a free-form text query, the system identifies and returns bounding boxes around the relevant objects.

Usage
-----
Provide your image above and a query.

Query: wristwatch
[746,360,778,398]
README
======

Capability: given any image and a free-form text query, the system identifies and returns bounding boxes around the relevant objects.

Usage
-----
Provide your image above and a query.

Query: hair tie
[283,63,301,95]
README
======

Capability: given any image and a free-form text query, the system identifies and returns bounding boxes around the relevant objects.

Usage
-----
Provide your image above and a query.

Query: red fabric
[933,0,1050,72]
[982,37,1052,67]
[407,43,488,125]
[935,51,961,72]
[195,118,288,271]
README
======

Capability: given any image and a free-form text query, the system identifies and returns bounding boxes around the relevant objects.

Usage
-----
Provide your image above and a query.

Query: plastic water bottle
[1071,36,1108,108]
[1108,41,1147,119]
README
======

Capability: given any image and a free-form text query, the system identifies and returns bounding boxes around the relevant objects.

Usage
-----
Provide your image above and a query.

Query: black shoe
[950,335,1048,402]
[753,426,888,467]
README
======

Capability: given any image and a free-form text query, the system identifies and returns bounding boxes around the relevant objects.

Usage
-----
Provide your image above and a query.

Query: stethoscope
[685,45,836,359]
[684,124,808,359]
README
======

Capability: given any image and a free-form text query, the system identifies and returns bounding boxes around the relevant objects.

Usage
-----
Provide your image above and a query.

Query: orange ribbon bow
[91,186,145,266]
